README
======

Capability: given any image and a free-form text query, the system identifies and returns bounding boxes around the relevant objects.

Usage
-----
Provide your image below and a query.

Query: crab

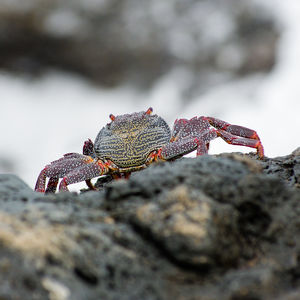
[35,107,264,193]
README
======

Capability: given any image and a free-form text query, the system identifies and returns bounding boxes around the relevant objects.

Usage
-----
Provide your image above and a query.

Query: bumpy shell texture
[94,111,171,167]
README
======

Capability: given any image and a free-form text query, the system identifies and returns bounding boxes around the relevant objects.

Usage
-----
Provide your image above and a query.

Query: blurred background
[0,0,299,190]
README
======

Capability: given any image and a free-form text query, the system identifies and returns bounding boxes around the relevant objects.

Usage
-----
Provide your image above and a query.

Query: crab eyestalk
[145,107,153,115]
[109,114,116,121]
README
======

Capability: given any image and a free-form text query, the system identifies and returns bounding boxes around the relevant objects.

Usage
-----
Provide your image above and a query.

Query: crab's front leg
[58,159,111,192]
[35,153,110,193]
[35,139,102,193]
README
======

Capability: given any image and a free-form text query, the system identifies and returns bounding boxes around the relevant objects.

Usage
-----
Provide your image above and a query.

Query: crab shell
[94,111,171,168]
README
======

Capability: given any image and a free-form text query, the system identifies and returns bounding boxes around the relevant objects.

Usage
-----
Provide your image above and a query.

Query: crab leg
[216,130,264,158]
[203,117,264,158]
[35,139,100,193]
[171,117,210,141]
[35,153,106,193]
[162,116,264,160]
[158,129,217,160]
[58,161,110,192]
[45,177,59,194]
[160,137,198,159]
[35,154,85,192]
[157,116,217,160]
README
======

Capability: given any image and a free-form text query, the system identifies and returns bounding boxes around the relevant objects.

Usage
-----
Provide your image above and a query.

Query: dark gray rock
[261,147,300,188]
[0,174,36,202]
[0,0,279,89]
[132,187,241,269]
[0,150,300,300]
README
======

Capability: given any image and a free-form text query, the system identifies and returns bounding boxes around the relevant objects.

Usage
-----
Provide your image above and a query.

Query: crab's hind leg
[204,117,264,158]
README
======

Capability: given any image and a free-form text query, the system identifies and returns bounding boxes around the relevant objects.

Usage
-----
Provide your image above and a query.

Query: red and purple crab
[35,107,264,193]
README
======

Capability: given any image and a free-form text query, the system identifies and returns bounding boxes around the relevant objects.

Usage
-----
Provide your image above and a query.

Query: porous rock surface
[0,149,300,300]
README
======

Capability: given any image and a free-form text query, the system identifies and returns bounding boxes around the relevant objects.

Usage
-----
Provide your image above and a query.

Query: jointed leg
[59,161,108,192]
[216,129,264,158]
[159,130,217,160]
[194,129,218,156]
[35,154,95,193]
[171,117,210,141]
[161,117,218,160]
[163,116,264,161]
[35,168,48,193]
[35,139,101,193]
[160,137,198,159]
[45,177,59,194]
[203,117,264,158]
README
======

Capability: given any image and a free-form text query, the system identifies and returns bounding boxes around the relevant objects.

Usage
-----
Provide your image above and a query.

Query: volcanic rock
[0,150,299,300]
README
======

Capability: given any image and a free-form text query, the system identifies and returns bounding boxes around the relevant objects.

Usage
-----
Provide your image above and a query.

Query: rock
[0,174,36,202]
[0,0,279,88]
[133,186,241,268]
[262,147,300,188]
[0,150,300,300]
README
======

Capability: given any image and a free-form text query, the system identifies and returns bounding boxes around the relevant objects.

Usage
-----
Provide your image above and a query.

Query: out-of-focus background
[0,0,299,190]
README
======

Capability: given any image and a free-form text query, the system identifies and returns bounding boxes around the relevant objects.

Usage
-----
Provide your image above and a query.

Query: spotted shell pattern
[94,111,171,168]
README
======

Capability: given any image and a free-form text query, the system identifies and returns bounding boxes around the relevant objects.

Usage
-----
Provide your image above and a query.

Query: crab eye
[145,107,153,115]
[109,114,116,121]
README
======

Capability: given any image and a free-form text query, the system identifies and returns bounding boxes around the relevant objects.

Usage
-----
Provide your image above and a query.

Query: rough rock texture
[0,149,300,300]
[0,0,278,88]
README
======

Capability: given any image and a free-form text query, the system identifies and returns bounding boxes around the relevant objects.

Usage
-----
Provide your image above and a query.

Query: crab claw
[83,139,96,158]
